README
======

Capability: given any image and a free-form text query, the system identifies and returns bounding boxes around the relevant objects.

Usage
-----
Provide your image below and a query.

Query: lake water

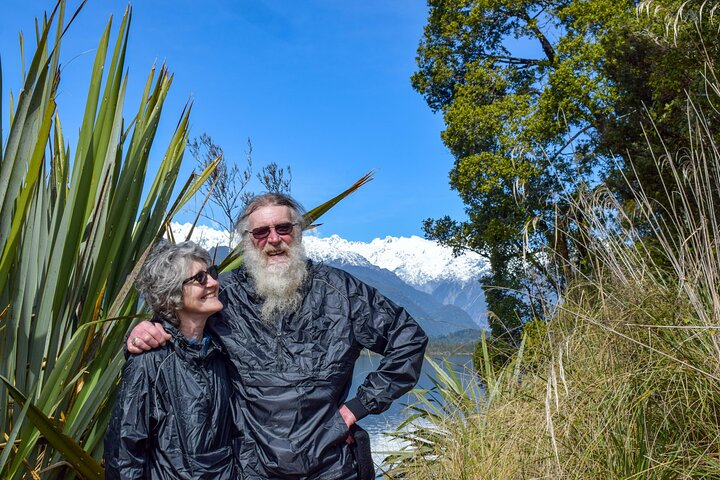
[348,353,475,468]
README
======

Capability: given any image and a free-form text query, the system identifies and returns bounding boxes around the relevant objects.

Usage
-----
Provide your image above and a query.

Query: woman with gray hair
[104,241,239,479]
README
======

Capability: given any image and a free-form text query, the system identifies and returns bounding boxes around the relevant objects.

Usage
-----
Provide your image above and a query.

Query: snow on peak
[169,222,233,249]
[302,235,373,267]
[304,234,489,288]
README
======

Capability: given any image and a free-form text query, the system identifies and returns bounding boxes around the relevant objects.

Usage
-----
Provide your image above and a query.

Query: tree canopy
[413,0,720,340]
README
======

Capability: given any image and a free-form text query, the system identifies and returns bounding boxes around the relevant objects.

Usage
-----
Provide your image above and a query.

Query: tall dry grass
[385,17,720,480]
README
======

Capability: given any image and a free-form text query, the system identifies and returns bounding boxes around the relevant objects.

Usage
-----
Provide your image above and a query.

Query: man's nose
[266,228,282,244]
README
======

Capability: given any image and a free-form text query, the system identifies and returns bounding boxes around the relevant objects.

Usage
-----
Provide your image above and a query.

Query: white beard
[242,237,308,324]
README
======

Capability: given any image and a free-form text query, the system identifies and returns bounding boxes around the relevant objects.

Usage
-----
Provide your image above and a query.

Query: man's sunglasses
[182,265,219,286]
[246,222,298,240]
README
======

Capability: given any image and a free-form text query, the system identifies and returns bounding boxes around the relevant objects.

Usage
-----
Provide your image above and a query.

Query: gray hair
[235,192,307,238]
[135,241,212,324]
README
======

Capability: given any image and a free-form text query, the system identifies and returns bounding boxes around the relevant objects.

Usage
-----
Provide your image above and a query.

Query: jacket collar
[156,317,222,360]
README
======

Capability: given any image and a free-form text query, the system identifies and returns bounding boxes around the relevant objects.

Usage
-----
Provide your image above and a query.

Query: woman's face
[179,260,223,317]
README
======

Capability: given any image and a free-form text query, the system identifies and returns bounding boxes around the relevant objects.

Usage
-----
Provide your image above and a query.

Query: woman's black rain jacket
[104,320,239,479]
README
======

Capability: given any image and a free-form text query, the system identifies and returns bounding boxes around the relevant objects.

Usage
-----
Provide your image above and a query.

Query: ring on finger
[132,336,139,347]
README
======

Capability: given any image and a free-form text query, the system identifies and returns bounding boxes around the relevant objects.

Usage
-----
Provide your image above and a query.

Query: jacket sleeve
[104,355,155,480]
[343,277,428,420]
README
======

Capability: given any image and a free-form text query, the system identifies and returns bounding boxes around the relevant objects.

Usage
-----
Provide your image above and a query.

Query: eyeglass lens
[183,265,219,285]
[250,222,295,240]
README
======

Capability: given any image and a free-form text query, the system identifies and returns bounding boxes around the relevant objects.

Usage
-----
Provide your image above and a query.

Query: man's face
[246,205,298,268]
[242,204,307,321]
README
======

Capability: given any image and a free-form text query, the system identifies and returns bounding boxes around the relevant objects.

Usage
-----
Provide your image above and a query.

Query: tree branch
[518,10,556,64]
[489,55,545,66]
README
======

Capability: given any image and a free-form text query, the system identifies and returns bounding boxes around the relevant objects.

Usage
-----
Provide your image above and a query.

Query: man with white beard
[126,193,428,479]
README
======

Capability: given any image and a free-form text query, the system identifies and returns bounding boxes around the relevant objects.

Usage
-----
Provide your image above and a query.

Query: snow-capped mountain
[303,235,489,285]
[303,235,489,333]
[170,223,490,336]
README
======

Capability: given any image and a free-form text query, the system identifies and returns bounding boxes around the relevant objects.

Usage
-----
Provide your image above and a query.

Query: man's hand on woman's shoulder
[126,320,171,354]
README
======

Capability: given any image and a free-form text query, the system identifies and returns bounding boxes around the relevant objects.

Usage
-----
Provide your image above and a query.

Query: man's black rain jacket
[104,320,239,479]
[212,260,428,479]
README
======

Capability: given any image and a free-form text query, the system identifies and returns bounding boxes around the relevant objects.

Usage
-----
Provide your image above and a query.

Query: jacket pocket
[300,400,350,473]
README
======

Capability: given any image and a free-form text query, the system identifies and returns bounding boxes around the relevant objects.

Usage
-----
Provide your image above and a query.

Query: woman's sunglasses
[182,265,219,286]
[246,222,297,240]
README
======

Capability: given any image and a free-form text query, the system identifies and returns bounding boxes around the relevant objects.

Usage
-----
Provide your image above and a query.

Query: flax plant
[0,2,215,478]
[385,2,720,478]
[0,4,375,478]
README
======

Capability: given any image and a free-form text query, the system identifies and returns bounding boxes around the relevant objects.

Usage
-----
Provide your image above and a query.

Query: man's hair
[135,240,212,324]
[235,192,307,237]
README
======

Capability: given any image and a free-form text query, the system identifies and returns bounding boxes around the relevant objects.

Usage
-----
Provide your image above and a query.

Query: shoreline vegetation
[358,328,481,356]
[381,2,720,478]
[426,328,483,355]
[386,119,720,478]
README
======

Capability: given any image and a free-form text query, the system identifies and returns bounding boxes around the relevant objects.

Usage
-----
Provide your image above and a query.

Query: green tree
[413,0,720,340]
[599,0,720,219]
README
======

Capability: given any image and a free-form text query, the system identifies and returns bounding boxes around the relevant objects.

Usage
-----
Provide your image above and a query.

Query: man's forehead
[248,205,293,226]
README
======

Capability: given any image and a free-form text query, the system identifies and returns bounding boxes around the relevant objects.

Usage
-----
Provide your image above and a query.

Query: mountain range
[171,223,490,338]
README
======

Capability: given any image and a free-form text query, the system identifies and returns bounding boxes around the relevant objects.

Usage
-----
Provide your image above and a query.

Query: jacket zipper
[275,315,283,370]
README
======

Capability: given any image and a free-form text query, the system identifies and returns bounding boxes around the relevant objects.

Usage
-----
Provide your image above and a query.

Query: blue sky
[0,0,466,242]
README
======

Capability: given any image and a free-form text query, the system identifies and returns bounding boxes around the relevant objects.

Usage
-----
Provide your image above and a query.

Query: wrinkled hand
[339,404,357,445]
[126,321,170,354]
